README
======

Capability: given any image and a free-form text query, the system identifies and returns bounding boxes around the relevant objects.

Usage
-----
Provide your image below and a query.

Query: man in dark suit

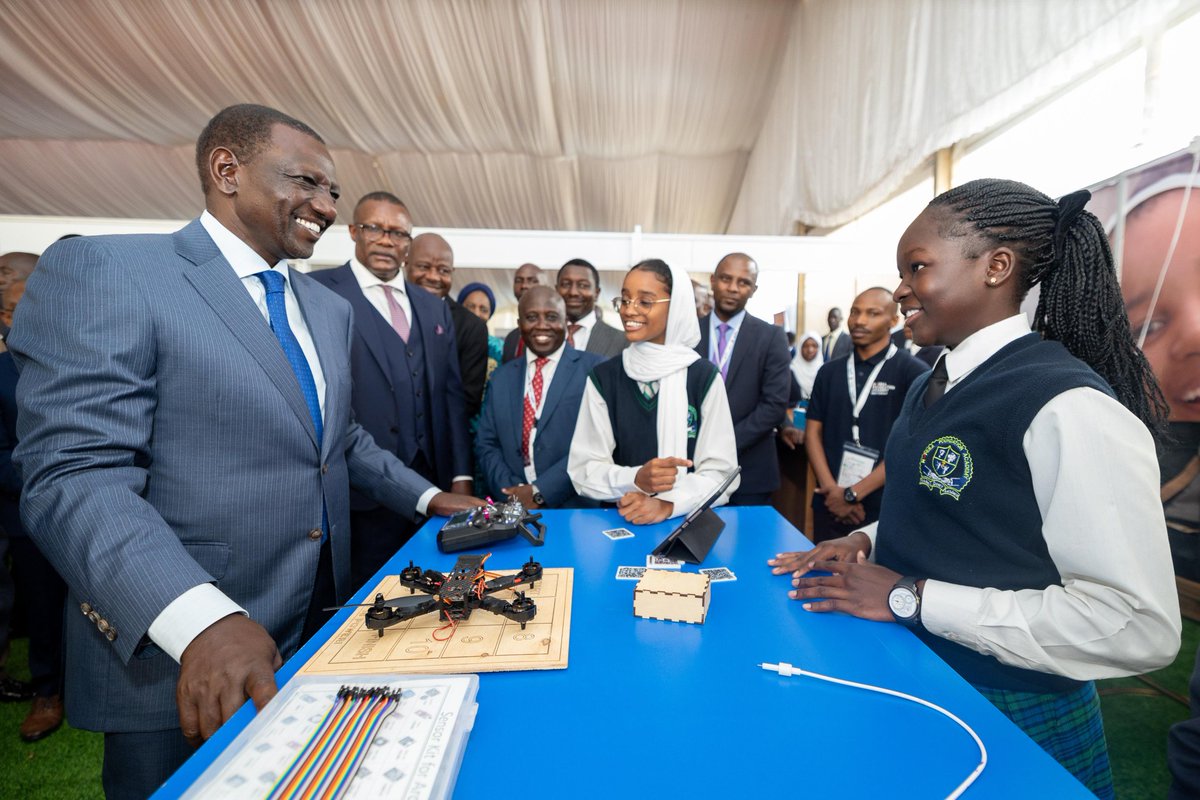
[310,193,475,587]
[696,253,791,505]
[822,306,852,361]
[405,233,489,418]
[8,104,478,798]
[477,286,602,506]
[0,278,66,742]
[556,258,626,359]
[501,262,543,363]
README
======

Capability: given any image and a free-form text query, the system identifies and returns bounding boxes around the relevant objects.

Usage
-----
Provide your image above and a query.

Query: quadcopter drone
[359,553,543,639]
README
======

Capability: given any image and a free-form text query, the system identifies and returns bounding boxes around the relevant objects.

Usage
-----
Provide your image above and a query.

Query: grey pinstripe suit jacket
[9,220,434,731]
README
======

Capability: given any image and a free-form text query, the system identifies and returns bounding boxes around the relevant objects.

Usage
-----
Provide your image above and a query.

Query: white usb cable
[760,661,987,799]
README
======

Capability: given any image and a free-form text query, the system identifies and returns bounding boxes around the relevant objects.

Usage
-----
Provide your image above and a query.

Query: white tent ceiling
[0,0,1191,234]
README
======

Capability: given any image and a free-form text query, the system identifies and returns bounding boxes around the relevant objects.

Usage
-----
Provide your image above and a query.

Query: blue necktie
[257,269,328,542]
[256,270,323,445]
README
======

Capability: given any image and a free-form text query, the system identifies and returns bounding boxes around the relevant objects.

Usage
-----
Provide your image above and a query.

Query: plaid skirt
[976,681,1114,799]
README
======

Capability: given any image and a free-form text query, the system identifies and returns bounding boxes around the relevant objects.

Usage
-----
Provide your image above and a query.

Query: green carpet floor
[1,620,1196,798]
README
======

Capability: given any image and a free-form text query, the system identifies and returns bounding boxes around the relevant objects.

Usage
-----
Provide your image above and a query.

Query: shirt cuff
[147,584,247,664]
[416,486,441,516]
[614,466,641,496]
[920,580,982,648]
[854,521,879,558]
[451,475,473,485]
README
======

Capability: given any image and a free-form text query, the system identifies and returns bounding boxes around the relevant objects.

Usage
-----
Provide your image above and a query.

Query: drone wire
[267,685,401,800]
[759,661,986,799]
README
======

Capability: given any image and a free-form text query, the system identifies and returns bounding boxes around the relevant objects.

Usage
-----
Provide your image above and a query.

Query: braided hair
[631,258,673,294]
[929,178,1168,436]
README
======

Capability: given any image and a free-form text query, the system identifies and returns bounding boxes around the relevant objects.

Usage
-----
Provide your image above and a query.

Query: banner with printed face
[1089,147,1200,574]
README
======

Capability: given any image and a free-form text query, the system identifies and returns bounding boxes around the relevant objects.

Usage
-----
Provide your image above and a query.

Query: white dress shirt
[347,257,413,326]
[522,343,564,484]
[858,314,1180,679]
[569,308,599,352]
[568,368,739,517]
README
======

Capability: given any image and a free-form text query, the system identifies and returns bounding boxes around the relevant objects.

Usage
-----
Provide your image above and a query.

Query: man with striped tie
[475,286,601,507]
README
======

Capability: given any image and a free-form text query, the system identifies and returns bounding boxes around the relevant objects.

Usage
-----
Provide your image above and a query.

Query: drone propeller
[323,593,432,612]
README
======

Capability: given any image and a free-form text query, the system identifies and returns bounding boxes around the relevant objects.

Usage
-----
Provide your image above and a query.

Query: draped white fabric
[0,0,1190,233]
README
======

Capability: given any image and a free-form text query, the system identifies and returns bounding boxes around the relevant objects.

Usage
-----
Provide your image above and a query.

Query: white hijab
[790,330,824,400]
[620,261,700,471]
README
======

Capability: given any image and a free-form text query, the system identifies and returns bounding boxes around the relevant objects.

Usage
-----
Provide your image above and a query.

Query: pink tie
[382,285,410,342]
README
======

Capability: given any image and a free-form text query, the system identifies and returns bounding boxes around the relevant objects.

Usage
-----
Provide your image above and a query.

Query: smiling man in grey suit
[8,104,478,799]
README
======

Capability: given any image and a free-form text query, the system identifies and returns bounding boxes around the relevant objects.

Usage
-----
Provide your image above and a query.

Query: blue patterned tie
[256,270,323,445]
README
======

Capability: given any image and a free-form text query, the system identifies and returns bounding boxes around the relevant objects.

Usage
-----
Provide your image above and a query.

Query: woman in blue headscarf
[457,282,504,375]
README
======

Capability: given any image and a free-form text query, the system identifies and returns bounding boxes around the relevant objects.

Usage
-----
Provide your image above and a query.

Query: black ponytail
[929,178,1168,436]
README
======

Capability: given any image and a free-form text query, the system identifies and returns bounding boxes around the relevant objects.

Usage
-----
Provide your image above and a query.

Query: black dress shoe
[0,674,35,702]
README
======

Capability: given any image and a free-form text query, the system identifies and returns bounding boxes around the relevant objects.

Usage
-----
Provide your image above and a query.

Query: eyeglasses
[612,297,671,314]
[353,223,412,244]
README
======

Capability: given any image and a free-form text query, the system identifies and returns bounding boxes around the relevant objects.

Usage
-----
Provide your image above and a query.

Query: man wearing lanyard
[696,252,791,505]
[804,287,928,542]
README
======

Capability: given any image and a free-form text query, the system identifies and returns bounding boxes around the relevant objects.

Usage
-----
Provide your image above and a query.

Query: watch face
[888,587,918,620]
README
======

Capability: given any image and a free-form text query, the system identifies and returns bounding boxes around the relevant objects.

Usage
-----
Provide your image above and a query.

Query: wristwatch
[843,486,859,504]
[531,487,545,506]
[888,576,922,627]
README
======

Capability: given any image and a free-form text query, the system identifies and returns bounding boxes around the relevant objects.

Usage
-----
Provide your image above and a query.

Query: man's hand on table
[177,613,281,747]
[427,491,484,516]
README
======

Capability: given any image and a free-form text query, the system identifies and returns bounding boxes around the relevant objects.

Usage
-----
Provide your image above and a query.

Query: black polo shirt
[807,344,929,517]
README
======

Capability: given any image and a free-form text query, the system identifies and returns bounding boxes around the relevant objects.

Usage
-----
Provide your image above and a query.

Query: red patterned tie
[567,323,582,347]
[522,357,548,465]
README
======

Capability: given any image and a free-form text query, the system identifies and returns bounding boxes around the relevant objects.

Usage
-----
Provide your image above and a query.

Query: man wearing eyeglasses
[555,258,626,359]
[310,193,475,586]
[696,252,792,506]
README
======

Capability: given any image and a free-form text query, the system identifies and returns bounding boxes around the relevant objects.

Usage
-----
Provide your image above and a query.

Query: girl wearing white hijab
[568,259,739,524]
[790,331,824,401]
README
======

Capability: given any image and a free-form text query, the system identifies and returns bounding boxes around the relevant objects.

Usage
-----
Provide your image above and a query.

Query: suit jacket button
[308,528,322,541]
[97,619,110,633]
[105,628,117,642]
[88,611,100,624]
[80,602,93,616]
[321,463,329,475]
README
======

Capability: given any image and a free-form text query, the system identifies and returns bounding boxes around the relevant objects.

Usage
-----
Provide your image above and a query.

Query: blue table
[158,507,1092,798]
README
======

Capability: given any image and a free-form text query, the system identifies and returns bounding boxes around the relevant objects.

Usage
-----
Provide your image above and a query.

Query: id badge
[837,442,879,487]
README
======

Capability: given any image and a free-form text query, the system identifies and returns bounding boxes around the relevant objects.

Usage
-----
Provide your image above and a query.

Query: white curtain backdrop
[0,0,1192,233]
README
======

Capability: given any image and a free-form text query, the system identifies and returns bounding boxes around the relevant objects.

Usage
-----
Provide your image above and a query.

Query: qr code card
[615,566,646,580]
[602,527,635,540]
[646,554,684,569]
[699,567,737,582]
